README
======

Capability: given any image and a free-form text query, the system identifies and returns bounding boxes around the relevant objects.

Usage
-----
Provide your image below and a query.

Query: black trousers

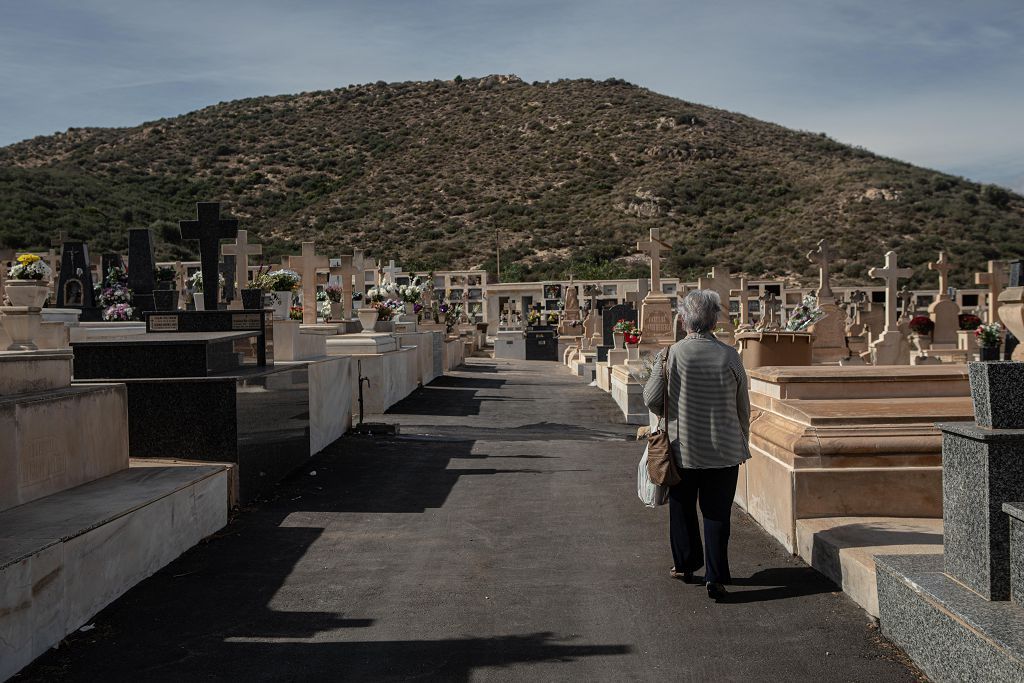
[668,465,739,585]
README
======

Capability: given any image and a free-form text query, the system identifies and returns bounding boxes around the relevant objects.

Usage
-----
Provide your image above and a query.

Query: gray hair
[681,289,721,333]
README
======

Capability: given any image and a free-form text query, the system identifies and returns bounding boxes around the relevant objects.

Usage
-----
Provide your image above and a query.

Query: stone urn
[613,332,625,349]
[968,361,1024,429]
[192,292,206,311]
[153,289,178,311]
[2,308,41,350]
[357,307,379,333]
[5,280,49,308]
[329,301,344,321]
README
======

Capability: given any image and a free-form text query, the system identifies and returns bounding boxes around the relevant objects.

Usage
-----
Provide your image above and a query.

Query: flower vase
[329,301,343,321]
[357,308,379,333]
[613,332,625,349]
[193,292,205,311]
[2,309,42,350]
[269,291,292,320]
[979,345,1000,362]
[5,280,50,308]
[241,288,264,310]
[153,289,178,311]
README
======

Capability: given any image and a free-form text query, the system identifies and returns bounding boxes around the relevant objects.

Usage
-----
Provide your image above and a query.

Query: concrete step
[795,516,943,616]
[877,553,1024,682]
[0,464,228,680]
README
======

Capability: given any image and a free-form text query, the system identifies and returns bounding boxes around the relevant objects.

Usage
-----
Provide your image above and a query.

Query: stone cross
[975,260,1006,325]
[868,251,913,333]
[928,251,954,300]
[330,255,359,318]
[179,202,238,311]
[222,230,262,309]
[287,242,330,325]
[806,239,835,303]
[730,278,751,327]
[637,228,671,294]
[383,259,402,283]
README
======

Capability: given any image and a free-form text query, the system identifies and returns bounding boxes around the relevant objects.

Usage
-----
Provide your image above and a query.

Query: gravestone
[287,242,330,325]
[219,255,236,306]
[806,239,849,363]
[636,228,674,345]
[55,241,100,320]
[928,251,960,346]
[222,229,262,310]
[127,228,157,315]
[975,260,1006,325]
[179,202,238,311]
[867,251,913,365]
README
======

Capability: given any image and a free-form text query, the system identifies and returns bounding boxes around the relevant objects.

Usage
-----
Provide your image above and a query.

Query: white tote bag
[637,445,670,508]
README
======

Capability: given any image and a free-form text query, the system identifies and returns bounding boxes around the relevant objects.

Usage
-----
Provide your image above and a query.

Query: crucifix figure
[897,286,915,319]
[179,202,238,311]
[222,229,263,310]
[868,251,913,334]
[975,260,1006,324]
[730,278,751,328]
[928,251,953,301]
[756,291,779,331]
[806,239,835,303]
[637,228,671,295]
[287,241,330,325]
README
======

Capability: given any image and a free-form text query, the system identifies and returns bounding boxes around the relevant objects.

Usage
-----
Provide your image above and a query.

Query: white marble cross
[287,242,329,325]
[868,251,913,333]
[636,228,671,294]
[975,260,1006,324]
[222,230,263,310]
[806,239,835,302]
[928,251,953,300]
[383,259,402,284]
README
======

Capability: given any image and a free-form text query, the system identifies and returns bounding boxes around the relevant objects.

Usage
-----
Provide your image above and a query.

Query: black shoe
[706,582,728,601]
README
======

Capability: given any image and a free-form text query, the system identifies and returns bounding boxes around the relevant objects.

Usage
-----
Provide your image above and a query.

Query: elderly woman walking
[643,289,751,601]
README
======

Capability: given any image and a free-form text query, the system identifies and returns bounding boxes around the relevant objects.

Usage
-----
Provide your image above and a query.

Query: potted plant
[976,322,1003,361]
[289,305,303,321]
[613,319,637,348]
[155,266,176,289]
[253,268,299,320]
[6,254,52,307]
[909,315,935,351]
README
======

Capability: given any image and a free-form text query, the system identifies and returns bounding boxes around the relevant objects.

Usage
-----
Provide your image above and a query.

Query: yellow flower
[16,253,41,265]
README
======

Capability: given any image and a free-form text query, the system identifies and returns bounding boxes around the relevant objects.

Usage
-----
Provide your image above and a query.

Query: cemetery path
[20,358,918,682]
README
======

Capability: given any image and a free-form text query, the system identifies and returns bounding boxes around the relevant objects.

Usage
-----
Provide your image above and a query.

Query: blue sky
[2,0,1022,191]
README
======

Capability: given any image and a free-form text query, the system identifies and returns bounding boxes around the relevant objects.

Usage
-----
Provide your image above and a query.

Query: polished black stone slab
[144,309,272,366]
[877,553,1024,682]
[601,303,636,346]
[1005,502,1024,608]
[72,331,262,378]
[938,422,1024,601]
[525,329,558,361]
[968,361,1024,429]
[127,228,157,315]
[75,364,312,504]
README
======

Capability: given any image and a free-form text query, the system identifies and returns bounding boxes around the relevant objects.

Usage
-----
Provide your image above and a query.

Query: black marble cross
[179,202,238,311]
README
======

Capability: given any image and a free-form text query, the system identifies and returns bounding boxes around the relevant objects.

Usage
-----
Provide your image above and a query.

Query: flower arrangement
[316,290,331,320]
[958,313,982,331]
[188,270,226,292]
[908,315,935,336]
[98,266,134,321]
[289,305,303,321]
[785,295,825,331]
[8,253,52,281]
[624,330,643,345]
[367,280,399,303]
[613,319,638,334]
[374,299,403,321]
[440,302,463,332]
[155,266,176,282]
[528,310,542,326]
[324,284,343,303]
[252,268,300,292]
[398,279,423,305]
[976,322,1003,347]
[547,312,559,325]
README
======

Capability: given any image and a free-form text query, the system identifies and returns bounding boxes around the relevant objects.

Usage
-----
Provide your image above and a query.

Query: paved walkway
[20,359,918,682]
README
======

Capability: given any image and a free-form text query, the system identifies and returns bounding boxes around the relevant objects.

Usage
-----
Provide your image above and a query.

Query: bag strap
[658,350,668,430]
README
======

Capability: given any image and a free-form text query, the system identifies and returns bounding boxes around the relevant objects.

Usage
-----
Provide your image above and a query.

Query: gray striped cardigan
[642,332,751,470]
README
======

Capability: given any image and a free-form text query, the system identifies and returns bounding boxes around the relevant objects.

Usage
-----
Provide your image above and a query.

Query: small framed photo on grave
[602,285,617,296]
[543,284,562,299]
